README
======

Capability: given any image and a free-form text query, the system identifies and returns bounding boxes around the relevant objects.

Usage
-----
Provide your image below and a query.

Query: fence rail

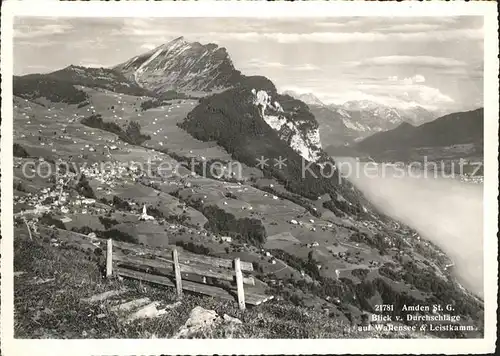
[37,226,273,308]
[39,225,273,309]
[105,238,272,309]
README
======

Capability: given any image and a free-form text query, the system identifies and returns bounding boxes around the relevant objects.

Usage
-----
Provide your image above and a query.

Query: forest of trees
[202,205,267,246]
[160,90,194,101]
[111,196,131,211]
[140,90,196,111]
[350,231,390,255]
[141,99,166,111]
[180,198,266,246]
[323,198,361,217]
[98,216,119,229]
[175,241,213,256]
[39,213,66,230]
[71,225,137,244]
[13,143,29,158]
[401,261,482,319]
[75,174,95,199]
[269,249,321,280]
[81,114,151,145]
[14,75,88,105]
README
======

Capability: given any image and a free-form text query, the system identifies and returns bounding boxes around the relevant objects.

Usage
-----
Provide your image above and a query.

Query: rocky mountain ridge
[281,90,326,107]
[113,36,243,95]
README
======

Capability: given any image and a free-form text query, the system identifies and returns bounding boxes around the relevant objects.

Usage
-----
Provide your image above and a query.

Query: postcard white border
[1,1,498,355]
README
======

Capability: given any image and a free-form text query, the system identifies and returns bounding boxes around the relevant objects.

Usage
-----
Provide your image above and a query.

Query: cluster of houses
[14,176,100,226]
[305,241,320,248]
[82,160,143,185]
[14,152,244,248]
[289,217,335,233]
[360,220,381,234]
[260,249,278,265]
[14,155,152,225]
[262,192,280,201]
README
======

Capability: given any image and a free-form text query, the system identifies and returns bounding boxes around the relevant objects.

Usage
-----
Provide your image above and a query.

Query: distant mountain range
[325,107,484,161]
[356,108,484,153]
[282,90,439,147]
[282,90,326,107]
[303,104,359,147]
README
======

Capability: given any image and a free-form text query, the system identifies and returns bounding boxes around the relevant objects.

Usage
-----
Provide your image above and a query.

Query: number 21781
[374,304,394,312]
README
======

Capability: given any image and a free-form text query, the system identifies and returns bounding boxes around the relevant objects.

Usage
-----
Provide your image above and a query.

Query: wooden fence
[36,226,273,309]
[105,238,273,309]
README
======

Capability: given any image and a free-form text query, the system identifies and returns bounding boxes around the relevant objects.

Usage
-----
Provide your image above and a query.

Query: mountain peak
[342,100,381,112]
[154,36,190,52]
[282,90,325,107]
[171,36,185,43]
[113,38,242,94]
[396,121,414,130]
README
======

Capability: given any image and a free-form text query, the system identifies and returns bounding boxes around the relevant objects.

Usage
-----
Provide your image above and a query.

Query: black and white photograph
[1,1,498,355]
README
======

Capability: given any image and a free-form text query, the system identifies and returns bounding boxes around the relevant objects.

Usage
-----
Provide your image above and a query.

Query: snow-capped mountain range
[329,102,404,132]
[282,90,326,107]
[282,90,438,142]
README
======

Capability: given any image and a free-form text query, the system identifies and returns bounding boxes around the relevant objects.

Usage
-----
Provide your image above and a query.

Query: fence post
[234,258,246,310]
[173,248,183,299]
[106,239,113,278]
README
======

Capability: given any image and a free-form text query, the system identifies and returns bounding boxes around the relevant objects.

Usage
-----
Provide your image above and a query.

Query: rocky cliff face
[178,76,353,201]
[113,37,243,94]
[252,89,322,162]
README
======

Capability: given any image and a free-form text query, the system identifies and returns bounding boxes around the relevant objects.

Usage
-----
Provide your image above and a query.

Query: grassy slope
[14,229,426,339]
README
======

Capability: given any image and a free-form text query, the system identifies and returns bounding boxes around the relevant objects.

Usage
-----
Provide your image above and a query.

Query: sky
[13,16,484,112]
